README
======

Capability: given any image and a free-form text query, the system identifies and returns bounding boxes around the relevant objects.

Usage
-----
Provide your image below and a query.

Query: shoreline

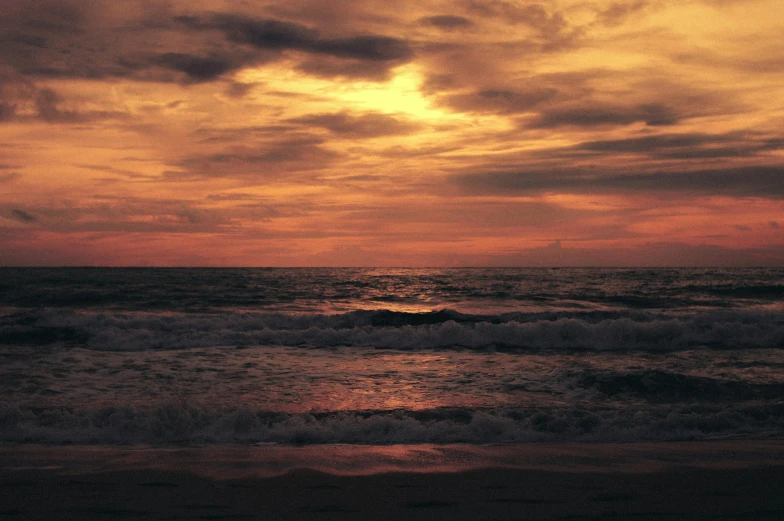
[3,440,784,477]
[2,441,784,520]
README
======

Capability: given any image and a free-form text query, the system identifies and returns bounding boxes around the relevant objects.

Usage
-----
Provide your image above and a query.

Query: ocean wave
[3,268,783,315]
[578,370,784,402]
[2,402,782,445]
[1,308,783,351]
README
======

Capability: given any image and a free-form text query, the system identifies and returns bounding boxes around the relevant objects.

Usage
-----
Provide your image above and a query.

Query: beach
[2,441,784,520]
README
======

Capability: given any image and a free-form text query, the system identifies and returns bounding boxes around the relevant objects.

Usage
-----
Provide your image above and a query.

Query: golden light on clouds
[0,0,782,266]
[241,64,442,120]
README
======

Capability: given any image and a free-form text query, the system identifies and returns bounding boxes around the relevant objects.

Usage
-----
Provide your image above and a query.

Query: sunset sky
[1,0,782,266]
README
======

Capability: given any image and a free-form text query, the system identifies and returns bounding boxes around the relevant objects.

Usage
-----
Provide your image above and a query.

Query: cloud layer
[0,0,782,266]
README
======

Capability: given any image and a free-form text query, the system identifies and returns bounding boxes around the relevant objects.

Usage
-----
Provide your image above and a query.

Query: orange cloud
[0,0,782,266]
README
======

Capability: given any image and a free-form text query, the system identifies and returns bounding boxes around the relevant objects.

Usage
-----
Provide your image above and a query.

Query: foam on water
[2,401,783,445]
[1,268,782,446]
[2,308,783,352]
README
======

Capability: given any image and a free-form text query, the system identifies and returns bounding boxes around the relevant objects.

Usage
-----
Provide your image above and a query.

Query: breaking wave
[1,309,783,352]
[2,402,782,445]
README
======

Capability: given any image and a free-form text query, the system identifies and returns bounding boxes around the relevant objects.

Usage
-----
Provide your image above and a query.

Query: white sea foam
[2,309,782,351]
[1,402,782,445]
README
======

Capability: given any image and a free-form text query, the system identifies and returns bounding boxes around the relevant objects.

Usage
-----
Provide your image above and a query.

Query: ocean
[1,267,783,445]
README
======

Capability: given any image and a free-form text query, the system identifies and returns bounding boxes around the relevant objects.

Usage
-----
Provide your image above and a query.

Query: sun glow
[239,63,468,123]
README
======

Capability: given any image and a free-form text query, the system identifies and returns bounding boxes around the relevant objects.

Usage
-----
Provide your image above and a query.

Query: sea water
[1,267,782,444]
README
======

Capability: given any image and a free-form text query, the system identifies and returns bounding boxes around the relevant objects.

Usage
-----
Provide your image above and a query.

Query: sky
[1,0,783,267]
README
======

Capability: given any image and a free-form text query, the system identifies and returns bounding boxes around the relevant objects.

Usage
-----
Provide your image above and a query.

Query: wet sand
[1,441,783,520]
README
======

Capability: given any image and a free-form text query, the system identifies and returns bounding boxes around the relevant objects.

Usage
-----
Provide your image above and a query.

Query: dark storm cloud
[178,13,414,63]
[418,16,474,29]
[452,165,784,198]
[286,112,420,138]
[532,103,679,128]
[0,173,20,183]
[10,209,37,223]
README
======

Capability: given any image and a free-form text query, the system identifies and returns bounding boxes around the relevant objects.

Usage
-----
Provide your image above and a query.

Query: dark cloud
[294,56,397,81]
[451,165,784,198]
[287,111,419,137]
[33,87,128,123]
[12,0,84,34]
[648,148,760,160]
[421,73,458,94]
[313,35,413,62]
[419,15,473,29]
[224,82,256,98]
[596,1,649,26]
[154,53,238,83]
[1,4,413,84]
[0,73,33,122]
[483,241,784,268]
[76,164,154,180]
[0,1,124,80]
[578,133,731,153]
[179,13,413,63]
[35,88,78,122]
[570,133,783,160]
[205,193,263,202]
[171,136,342,180]
[531,103,679,128]
[460,0,580,50]
[463,1,567,35]
[0,196,272,235]
[771,221,780,229]
[444,87,559,114]
[0,173,20,183]
[10,209,37,223]
[734,225,751,231]
[0,102,16,121]
[177,16,315,49]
